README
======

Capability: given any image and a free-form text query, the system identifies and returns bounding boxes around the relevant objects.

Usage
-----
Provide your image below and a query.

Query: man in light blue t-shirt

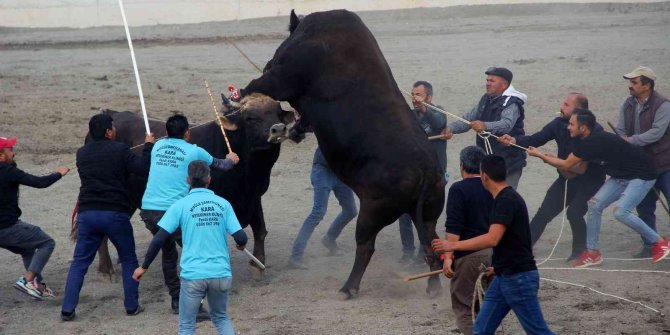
[140,114,239,315]
[134,160,247,335]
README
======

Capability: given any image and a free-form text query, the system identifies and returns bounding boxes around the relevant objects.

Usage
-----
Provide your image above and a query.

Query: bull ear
[217,115,238,131]
[289,9,300,34]
[279,108,296,125]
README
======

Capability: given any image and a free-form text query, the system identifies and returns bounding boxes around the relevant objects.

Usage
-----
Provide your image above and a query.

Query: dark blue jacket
[515,117,605,179]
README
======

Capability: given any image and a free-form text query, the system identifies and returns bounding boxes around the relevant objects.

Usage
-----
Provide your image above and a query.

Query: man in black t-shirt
[439,146,492,335]
[528,109,670,267]
[433,155,553,335]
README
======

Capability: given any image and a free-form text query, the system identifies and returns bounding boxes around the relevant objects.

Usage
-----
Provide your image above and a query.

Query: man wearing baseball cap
[614,66,670,258]
[0,136,70,299]
[443,67,528,189]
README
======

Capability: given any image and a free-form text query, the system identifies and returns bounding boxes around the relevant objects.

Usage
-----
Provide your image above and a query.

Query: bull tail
[70,198,80,242]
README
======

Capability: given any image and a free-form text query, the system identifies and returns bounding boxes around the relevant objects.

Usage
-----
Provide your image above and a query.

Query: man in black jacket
[499,93,606,261]
[0,136,69,299]
[61,114,155,321]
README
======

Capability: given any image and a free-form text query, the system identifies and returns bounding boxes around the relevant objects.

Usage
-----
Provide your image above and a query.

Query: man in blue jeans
[288,146,358,269]
[134,160,248,335]
[0,136,69,299]
[528,109,670,267]
[432,155,554,335]
[61,114,155,321]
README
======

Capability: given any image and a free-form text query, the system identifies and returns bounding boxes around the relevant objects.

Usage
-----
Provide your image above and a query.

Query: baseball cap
[485,67,513,83]
[623,66,656,81]
[0,137,17,149]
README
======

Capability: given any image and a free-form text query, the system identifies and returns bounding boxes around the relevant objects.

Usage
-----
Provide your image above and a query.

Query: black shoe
[196,303,211,322]
[126,305,144,316]
[61,310,76,322]
[171,297,179,315]
[633,246,653,259]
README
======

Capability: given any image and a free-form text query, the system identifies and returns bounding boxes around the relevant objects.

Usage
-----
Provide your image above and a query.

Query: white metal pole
[117,0,150,135]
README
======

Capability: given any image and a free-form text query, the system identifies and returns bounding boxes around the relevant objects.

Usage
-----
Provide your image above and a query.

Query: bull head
[219,93,294,145]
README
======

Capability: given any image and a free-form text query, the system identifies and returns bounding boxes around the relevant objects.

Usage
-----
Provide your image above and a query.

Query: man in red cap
[0,136,70,299]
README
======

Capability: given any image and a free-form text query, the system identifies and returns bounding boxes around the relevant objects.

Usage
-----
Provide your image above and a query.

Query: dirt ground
[1,2,670,334]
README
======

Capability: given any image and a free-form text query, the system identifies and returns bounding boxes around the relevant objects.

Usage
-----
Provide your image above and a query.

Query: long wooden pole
[117,0,150,135]
[204,79,233,153]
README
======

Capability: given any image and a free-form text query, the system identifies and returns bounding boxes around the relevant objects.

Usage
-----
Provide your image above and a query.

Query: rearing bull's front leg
[339,210,384,300]
[247,201,268,280]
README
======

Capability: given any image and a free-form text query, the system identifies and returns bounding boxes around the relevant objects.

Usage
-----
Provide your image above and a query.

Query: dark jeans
[530,174,604,254]
[637,170,670,246]
[0,220,55,282]
[62,210,139,313]
[140,209,182,299]
[451,249,493,335]
[473,270,554,335]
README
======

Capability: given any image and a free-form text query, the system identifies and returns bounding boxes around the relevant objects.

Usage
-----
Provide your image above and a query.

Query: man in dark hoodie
[61,113,155,321]
[0,136,69,299]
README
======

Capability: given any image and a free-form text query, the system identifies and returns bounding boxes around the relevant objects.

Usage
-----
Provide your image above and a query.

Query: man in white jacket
[443,67,528,189]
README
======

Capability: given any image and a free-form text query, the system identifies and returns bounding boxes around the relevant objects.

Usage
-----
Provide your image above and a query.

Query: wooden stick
[204,79,233,153]
[244,248,266,270]
[428,134,447,140]
[403,269,442,282]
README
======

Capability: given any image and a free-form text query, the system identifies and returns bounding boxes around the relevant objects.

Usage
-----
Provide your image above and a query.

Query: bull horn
[217,115,238,131]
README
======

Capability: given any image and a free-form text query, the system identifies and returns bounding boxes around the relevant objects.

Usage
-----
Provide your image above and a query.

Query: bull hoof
[338,291,352,300]
[249,264,264,281]
[338,288,359,300]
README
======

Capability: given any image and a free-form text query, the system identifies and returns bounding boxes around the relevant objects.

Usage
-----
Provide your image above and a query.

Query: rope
[471,270,488,324]
[536,179,568,266]
[539,277,661,314]
[224,37,263,73]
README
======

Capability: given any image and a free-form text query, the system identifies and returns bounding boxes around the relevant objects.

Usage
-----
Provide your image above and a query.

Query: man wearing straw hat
[614,66,670,258]
[0,136,69,299]
[134,160,248,335]
[443,67,527,189]
[140,114,239,316]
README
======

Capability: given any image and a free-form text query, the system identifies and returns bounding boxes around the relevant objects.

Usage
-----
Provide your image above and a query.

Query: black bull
[240,9,446,298]
[76,94,293,278]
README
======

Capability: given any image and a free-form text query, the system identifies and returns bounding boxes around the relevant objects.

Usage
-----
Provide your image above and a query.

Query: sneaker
[36,280,56,298]
[397,253,414,264]
[633,245,653,259]
[126,305,144,316]
[651,238,670,263]
[572,250,602,268]
[321,238,338,255]
[61,310,76,322]
[287,258,309,270]
[14,277,43,299]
